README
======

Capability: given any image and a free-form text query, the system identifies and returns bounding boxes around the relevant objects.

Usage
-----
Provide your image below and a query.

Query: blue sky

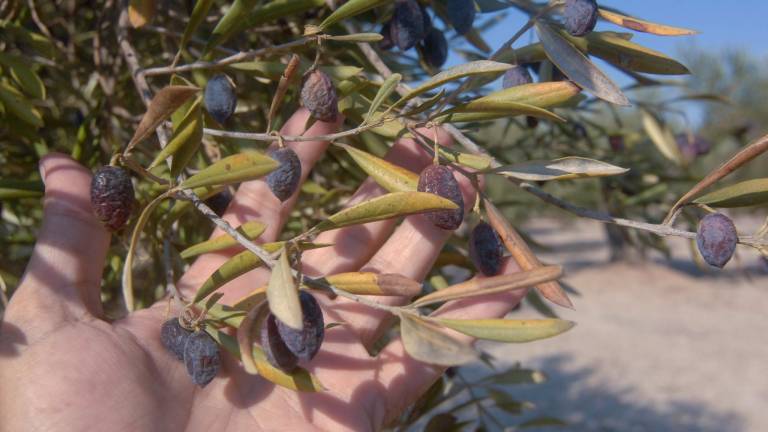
[480,1,768,61]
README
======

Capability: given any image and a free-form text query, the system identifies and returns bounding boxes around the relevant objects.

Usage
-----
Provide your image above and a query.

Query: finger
[177,109,342,300]
[301,127,450,276]
[376,258,526,424]
[339,165,479,350]
[4,154,111,337]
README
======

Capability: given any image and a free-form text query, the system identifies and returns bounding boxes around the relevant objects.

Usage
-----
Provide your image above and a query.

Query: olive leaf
[534,21,630,106]
[445,81,581,116]
[484,199,573,309]
[404,88,445,117]
[122,193,168,312]
[150,97,203,177]
[693,178,768,208]
[206,327,325,392]
[319,0,389,30]
[435,318,575,343]
[236,300,268,374]
[337,143,419,193]
[0,179,44,199]
[399,60,513,103]
[490,157,628,181]
[325,272,422,296]
[266,248,303,330]
[249,0,325,27]
[0,53,45,99]
[193,242,329,302]
[399,313,478,366]
[585,31,690,75]
[128,85,200,149]
[435,148,493,171]
[435,101,564,123]
[326,33,383,43]
[641,109,683,166]
[313,191,459,232]
[180,151,279,189]
[0,81,43,128]
[411,266,562,308]
[598,8,697,36]
[205,0,263,52]
[230,62,362,81]
[366,73,402,122]
[128,0,156,28]
[179,0,214,54]
[180,220,267,259]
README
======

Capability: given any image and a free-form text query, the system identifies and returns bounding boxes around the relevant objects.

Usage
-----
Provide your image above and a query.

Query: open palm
[0,109,525,432]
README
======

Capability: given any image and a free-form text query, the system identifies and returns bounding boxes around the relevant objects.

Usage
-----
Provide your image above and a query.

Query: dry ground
[467,217,768,432]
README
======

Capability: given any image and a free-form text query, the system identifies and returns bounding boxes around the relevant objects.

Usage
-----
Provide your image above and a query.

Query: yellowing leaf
[491,157,628,181]
[128,85,199,149]
[267,248,303,330]
[338,143,418,192]
[314,191,459,232]
[535,21,629,106]
[206,327,325,392]
[128,0,156,28]
[325,272,422,296]
[693,179,768,208]
[598,8,697,36]
[436,318,575,343]
[400,313,477,366]
[641,110,683,166]
[412,266,562,308]
[586,32,690,75]
[181,151,279,189]
[236,301,267,374]
[180,220,267,259]
[436,101,564,123]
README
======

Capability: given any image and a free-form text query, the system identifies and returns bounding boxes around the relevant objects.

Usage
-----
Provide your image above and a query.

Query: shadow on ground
[463,354,746,432]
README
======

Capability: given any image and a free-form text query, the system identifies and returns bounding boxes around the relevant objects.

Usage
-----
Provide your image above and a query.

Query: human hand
[0,108,525,432]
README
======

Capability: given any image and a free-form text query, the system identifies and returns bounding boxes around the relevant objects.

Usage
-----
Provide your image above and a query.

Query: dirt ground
[469,217,768,432]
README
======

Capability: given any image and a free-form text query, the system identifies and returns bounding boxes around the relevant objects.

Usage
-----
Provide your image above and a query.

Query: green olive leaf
[399,313,478,366]
[0,81,43,128]
[337,143,418,193]
[180,220,267,259]
[693,178,768,208]
[490,157,628,181]
[230,62,362,82]
[179,0,214,53]
[181,151,279,189]
[435,318,575,343]
[249,0,325,27]
[128,85,200,149]
[150,97,203,176]
[0,179,44,199]
[266,248,303,330]
[319,0,389,30]
[534,21,629,106]
[365,73,401,123]
[205,0,263,52]
[436,148,493,171]
[0,53,45,99]
[326,33,383,43]
[398,60,513,104]
[313,191,459,232]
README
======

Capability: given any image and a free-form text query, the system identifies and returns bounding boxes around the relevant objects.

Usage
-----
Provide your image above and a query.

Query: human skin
[0,108,526,432]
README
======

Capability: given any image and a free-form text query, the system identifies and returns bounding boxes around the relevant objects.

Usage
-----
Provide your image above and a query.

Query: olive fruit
[468,222,504,276]
[160,318,192,361]
[301,70,338,122]
[276,291,325,362]
[391,0,427,50]
[204,74,237,124]
[446,0,476,35]
[183,330,221,388]
[564,0,598,36]
[696,213,738,269]
[502,65,533,89]
[417,165,465,230]
[420,27,448,69]
[265,147,302,202]
[260,313,299,372]
[90,166,135,231]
